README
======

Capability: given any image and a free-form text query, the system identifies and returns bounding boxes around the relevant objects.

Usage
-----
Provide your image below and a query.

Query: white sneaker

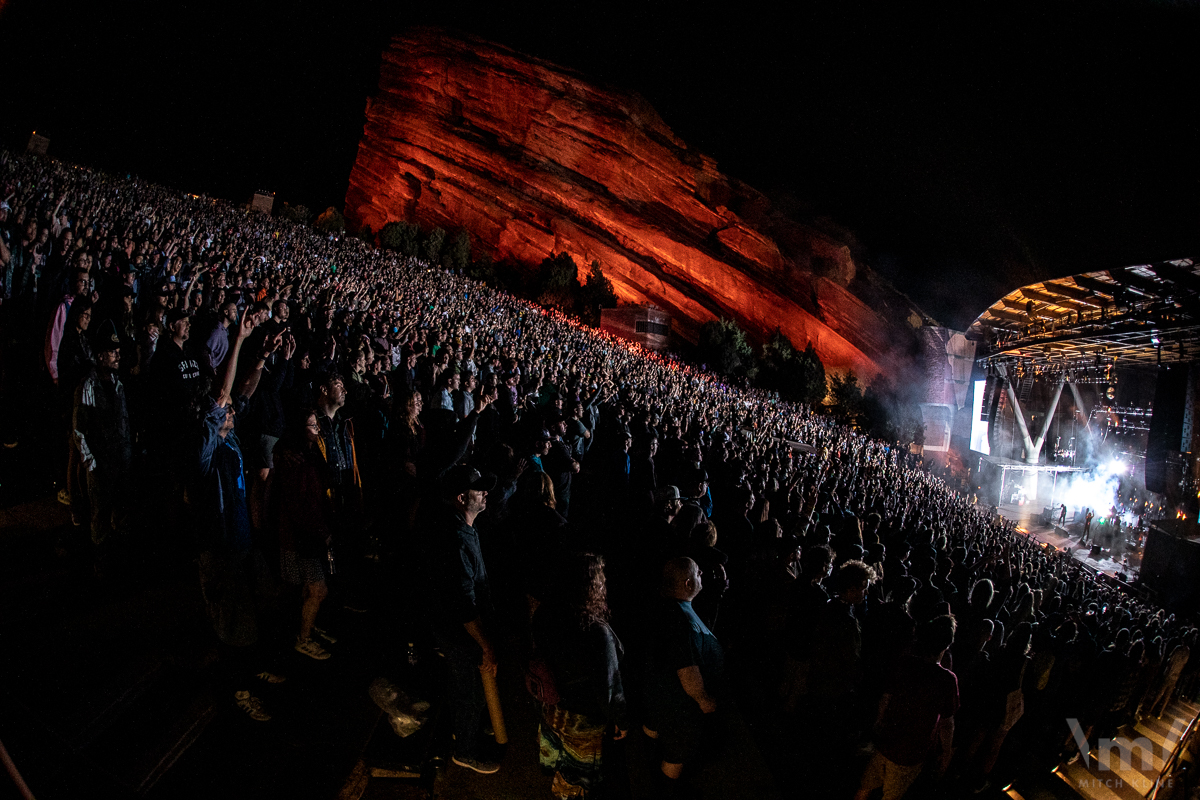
[57,488,71,506]
[451,755,500,774]
[234,690,271,721]
[295,637,332,660]
[313,626,338,644]
[256,671,287,684]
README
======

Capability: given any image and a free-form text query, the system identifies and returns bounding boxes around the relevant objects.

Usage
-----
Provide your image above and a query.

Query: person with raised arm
[195,309,285,722]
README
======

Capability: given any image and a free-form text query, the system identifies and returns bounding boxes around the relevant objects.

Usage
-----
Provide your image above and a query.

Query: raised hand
[238,308,257,339]
[261,331,284,359]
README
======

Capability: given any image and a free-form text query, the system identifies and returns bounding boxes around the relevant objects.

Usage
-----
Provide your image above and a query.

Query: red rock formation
[345,28,923,377]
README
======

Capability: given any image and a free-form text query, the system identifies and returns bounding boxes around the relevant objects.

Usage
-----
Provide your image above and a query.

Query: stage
[992,500,1141,580]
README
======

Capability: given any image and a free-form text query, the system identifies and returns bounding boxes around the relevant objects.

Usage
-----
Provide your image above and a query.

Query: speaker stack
[1146,365,1189,494]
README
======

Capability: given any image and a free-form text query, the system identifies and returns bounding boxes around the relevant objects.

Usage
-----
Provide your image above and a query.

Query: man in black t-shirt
[146,308,202,482]
[148,308,201,413]
[427,466,500,776]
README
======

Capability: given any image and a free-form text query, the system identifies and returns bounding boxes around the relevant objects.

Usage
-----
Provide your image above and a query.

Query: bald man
[644,557,724,796]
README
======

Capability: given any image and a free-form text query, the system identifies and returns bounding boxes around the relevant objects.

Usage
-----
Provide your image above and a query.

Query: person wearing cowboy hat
[73,319,131,576]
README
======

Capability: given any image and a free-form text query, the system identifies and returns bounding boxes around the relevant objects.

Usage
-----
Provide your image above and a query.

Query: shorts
[199,549,275,647]
[252,434,280,471]
[280,549,327,586]
[657,711,708,765]
[858,751,924,800]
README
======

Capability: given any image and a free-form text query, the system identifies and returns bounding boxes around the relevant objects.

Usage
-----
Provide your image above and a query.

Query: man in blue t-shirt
[645,557,724,795]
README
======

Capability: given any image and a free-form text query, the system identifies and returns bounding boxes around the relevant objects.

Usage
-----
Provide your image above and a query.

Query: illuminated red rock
[345,28,923,377]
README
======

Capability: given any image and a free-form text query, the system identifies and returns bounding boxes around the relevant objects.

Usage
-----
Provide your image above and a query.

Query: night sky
[1,0,1196,329]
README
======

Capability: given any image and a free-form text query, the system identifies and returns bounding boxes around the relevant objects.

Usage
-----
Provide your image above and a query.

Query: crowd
[1,149,1197,800]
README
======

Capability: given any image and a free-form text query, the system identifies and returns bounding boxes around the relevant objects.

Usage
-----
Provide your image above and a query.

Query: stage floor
[992,502,1141,580]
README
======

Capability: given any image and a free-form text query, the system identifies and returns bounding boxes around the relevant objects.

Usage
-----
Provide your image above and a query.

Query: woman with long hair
[272,409,335,660]
[57,297,94,397]
[388,388,425,536]
[392,389,424,474]
[57,297,94,523]
[532,552,628,799]
[684,520,728,632]
[507,470,569,610]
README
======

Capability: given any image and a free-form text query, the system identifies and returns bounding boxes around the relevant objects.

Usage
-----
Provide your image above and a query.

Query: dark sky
[1,0,1196,329]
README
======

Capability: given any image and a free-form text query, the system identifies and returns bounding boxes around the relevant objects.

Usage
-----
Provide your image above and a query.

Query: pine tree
[578,261,618,325]
[698,318,756,379]
[535,252,581,312]
[444,229,471,271]
[423,227,446,264]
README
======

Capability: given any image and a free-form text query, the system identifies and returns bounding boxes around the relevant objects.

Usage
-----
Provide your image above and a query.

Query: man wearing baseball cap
[73,319,131,576]
[145,307,201,478]
[427,464,501,774]
[148,308,201,405]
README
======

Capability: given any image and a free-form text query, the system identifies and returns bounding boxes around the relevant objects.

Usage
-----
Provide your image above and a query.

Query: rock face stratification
[345,28,923,377]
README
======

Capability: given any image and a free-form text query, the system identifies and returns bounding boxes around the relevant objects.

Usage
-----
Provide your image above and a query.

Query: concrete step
[76,663,216,794]
[1057,758,1145,800]
[6,660,217,796]
[1048,697,1200,800]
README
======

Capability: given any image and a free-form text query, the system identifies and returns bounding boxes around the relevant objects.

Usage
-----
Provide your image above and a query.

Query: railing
[1149,704,1200,799]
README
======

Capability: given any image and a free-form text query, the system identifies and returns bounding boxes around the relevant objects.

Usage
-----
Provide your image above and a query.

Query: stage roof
[968,258,1200,370]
